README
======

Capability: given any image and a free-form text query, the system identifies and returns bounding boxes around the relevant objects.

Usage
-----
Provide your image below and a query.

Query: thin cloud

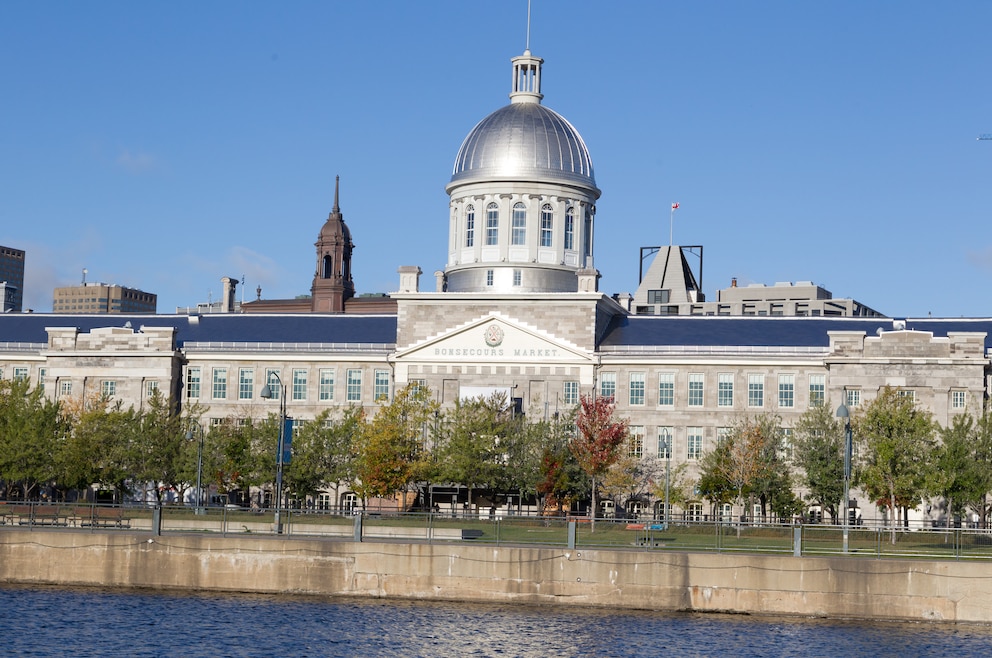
[966,246,992,271]
[116,148,158,173]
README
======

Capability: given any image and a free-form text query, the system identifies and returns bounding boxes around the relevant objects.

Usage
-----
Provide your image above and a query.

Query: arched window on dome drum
[564,208,575,251]
[540,204,553,247]
[465,205,475,248]
[486,203,499,246]
[322,254,333,279]
[512,203,527,246]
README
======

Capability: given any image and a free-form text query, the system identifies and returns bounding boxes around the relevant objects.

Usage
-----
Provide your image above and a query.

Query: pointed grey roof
[631,246,703,310]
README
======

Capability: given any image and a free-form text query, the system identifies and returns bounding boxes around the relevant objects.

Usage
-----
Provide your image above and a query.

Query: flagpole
[669,202,679,246]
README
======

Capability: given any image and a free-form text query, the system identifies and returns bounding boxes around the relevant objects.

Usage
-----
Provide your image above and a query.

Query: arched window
[564,208,575,251]
[486,203,499,246]
[465,205,475,248]
[511,203,527,246]
[322,254,333,279]
[540,204,553,247]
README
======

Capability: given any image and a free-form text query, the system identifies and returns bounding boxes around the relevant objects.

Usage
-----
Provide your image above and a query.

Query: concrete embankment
[1,529,990,624]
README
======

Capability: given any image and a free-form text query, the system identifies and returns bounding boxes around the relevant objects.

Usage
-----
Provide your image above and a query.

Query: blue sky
[2,1,990,318]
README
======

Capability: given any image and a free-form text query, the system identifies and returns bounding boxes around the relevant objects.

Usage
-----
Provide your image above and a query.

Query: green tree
[535,409,588,515]
[352,385,439,506]
[792,404,845,523]
[435,392,529,513]
[698,415,789,533]
[570,394,629,532]
[0,378,66,500]
[855,386,935,542]
[207,415,274,507]
[130,392,186,505]
[285,407,362,508]
[929,414,989,527]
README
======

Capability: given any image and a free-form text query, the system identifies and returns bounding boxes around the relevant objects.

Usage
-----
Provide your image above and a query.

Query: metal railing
[5,503,992,561]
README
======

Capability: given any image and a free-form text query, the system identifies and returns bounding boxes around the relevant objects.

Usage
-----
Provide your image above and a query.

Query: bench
[15,506,69,527]
[80,507,131,528]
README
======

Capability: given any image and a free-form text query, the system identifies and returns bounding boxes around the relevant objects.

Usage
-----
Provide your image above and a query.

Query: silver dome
[449,103,597,190]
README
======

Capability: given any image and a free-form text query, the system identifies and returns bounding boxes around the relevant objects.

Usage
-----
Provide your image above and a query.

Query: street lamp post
[260,373,287,534]
[661,428,671,530]
[185,420,205,515]
[836,401,852,554]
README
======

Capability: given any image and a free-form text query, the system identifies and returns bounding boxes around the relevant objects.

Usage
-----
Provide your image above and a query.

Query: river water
[1,584,990,657]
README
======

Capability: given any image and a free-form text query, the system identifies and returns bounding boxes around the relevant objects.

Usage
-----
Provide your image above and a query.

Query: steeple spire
[332,174,340,214]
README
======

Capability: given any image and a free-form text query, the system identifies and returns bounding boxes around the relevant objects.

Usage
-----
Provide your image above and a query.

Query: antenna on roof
[82,268,88,285]
[525,0,532,52]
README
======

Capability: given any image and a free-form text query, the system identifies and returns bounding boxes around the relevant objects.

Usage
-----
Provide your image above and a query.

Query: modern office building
[0,245,25,313]
[53,282,157,314]
[0,45,987,522]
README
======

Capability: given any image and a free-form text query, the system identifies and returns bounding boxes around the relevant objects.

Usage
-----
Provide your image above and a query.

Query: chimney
[397,266,422,293]
[220,276,238,313]
[731,277,737,288]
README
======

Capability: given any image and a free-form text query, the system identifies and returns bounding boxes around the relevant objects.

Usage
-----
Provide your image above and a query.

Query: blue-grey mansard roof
[0,313,398,348]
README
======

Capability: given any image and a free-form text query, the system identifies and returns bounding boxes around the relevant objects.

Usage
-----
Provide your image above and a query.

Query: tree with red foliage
[570,394,629,531]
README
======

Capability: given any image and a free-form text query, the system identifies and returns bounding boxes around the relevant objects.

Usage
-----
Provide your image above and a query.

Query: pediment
[394,312,592,364]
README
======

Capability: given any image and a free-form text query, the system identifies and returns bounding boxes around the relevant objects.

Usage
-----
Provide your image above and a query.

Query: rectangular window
[658,372,674,407]
[239,368,254,400]
[718,373,734,407]
[687,427,703,460]
[13,367,28,382]
[374,369,390,401]
[513,269,521,286]
[809,374,825,408]
[486,270,494,287]
[647,289,670,304]
[599,372,616,400]
[846,389,861,408]
[59,380,72,397]
[629,372,645,406]
[779,427,794,461]
[778,374,795,408]
[898,389,916,403]
[212,368,227,400]
[101,380,116,397]
[145,380,159,398]
[465,207,475,247]
[38,368,47,385]
[657,428,673,459]
[319,369,335,401]
[265,370,281,399]
[486,204,499,245]
[540,207,553,247]
[952,390,966,409]
[292,369,308,401]
[563,381,579,405]
[717,426,731,445]
[511,204,527,245]
[347,369,362,402]
[564,209,575,250]
[748,374,764,407]
[409,379,427,395]
[186,367,201,399]
[628,426,644,458]
[688,373,704,407]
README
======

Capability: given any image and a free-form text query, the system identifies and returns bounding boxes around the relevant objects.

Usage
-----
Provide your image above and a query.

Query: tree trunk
[590,475,597,533]
[889,483,897,545]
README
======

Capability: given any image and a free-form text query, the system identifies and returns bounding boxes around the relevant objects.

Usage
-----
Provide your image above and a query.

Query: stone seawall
[1,529,990,623]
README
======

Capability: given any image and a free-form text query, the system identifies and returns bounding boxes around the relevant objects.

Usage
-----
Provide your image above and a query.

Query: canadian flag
[671,202,679,210]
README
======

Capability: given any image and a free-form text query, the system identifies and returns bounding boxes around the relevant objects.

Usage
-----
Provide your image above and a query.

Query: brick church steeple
[311,176,355,313]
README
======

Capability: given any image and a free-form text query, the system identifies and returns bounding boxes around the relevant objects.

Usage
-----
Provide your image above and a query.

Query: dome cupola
[443,50,601,294]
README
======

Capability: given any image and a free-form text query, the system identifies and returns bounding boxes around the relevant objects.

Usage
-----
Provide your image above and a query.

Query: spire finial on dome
[332,175,340,214]
[511,1,542,104]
